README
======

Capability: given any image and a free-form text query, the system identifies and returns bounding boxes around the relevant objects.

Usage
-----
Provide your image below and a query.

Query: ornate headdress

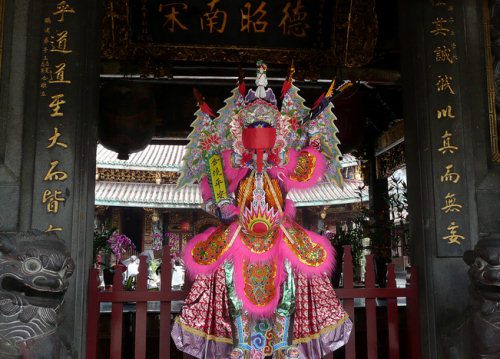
[178,62,346,188]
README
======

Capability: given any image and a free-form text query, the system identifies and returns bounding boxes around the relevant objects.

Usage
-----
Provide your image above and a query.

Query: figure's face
[242,126,277,151]
[242,125,277,173]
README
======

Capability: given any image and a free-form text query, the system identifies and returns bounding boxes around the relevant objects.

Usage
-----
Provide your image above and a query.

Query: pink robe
[172,148,352,358]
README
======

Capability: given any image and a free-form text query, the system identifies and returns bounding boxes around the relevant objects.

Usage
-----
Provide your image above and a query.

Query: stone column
[399,0,497,357]
[0,0,101,357]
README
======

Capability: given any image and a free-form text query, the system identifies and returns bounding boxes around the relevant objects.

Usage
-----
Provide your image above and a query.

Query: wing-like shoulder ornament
[177,90,219,188]
[280,65,310,152]
[216,81,246,153]
[304,81,352,186]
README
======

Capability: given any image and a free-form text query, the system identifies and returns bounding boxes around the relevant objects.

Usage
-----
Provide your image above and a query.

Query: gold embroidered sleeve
[192,226,233,265]
[289,151,317,182]
[281,222,327,267]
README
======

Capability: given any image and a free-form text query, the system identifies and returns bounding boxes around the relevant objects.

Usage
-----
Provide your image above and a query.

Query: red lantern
[332,85,365,154]
[98,81,156,160]
[180,220,191,232]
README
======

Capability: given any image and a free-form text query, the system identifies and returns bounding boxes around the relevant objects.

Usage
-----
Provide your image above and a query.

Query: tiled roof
[96,144,358,171]
[95,181,201,208]
[289,180,367,207]
[96,144,185,171]
[95,144,366,208]
[94,180,367,209]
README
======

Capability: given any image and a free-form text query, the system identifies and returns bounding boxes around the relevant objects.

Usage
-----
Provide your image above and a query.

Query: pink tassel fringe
[182,223,239,278]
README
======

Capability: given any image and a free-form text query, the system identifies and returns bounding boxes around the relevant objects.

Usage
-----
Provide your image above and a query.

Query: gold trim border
[174,316,234,344]
[292,313,350,345]
[483,0,500,162]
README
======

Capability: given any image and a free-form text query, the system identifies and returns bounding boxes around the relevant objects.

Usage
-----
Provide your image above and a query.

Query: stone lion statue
[445,235,500,359]
[0,231,75,358]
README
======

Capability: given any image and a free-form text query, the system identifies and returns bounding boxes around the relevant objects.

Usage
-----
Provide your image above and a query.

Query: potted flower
[107,232,136,263]
[97,231,135,286]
